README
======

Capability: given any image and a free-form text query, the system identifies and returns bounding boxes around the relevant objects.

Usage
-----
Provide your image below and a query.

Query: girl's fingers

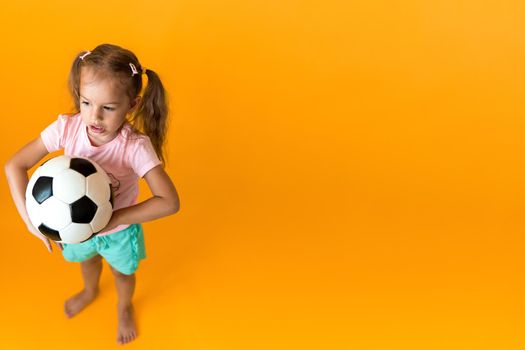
[53,240,63,251]
[43,237,52,253]
[29,228,53,253]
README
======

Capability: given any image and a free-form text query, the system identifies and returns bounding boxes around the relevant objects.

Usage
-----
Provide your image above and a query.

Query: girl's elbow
[170,190,180,214]
[5,157,27,175]
[170,201,180,214]
[169,198,180,214]
[161,197,179,215]
[4,158,15,175]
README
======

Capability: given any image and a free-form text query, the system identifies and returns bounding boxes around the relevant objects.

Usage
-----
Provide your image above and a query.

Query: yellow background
[1,0,525,349]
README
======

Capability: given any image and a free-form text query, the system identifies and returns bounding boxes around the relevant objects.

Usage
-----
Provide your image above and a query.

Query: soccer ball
[25,155,114,244]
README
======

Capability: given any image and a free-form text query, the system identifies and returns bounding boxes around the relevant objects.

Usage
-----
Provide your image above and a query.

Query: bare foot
[64,289,98,318]
[117,304,138,345]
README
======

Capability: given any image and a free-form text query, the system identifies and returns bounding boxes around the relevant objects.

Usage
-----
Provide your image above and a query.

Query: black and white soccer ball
[25,155,114,244]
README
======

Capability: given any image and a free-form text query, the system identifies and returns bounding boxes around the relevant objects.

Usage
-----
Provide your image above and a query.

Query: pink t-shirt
[40,113,162,236]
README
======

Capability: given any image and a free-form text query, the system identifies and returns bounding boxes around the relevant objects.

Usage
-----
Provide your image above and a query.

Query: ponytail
[132,68,169,165]
[68,50,88,112]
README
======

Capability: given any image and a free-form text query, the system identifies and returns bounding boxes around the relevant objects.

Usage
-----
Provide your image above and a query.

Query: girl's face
[79,67,139,146]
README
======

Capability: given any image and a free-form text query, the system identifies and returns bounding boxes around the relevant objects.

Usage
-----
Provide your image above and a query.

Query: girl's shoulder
[60,112,78,117]
[120,122,151,143]
[48,112,82,132]
[55,112,81,123]
[119,122,158,156]
[57,112,81,119]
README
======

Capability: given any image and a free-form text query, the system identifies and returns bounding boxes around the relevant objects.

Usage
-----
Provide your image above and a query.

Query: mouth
[89,125,105,134]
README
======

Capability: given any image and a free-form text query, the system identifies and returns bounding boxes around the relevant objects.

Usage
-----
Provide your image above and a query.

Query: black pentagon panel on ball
[70,196,98,223]
[70,158,97,177]
[38,223,61,241]
[32,176,53,204]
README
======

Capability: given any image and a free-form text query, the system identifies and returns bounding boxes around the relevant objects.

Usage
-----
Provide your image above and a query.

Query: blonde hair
[68,43,169,165]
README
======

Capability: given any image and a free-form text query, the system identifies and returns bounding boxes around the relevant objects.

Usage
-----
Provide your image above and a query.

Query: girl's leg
[110,266,138,345]
[64,254,103,318]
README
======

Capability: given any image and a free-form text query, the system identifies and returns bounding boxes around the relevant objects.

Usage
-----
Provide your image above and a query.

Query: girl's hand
[99,210,122,234]
[26,223,63,253]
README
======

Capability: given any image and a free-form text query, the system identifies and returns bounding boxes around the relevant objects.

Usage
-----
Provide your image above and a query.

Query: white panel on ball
[40,197,72,231]
[91,161,111,183]
[60,223,93,244]
[38,155,71,177]
[53,169,87,204]
[90,202,113,233]
[86,172,111,204]
[26,196,42,230]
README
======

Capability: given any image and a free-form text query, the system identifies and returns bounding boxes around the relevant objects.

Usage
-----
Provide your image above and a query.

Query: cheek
[80,104,90,114]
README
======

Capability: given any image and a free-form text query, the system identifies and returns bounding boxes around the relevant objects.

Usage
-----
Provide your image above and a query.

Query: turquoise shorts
[62,224,146,275]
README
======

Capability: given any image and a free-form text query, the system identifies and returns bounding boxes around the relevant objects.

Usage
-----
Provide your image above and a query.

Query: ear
[129,95,141,113]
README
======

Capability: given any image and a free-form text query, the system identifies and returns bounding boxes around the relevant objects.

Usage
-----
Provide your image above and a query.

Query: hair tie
[79,51,91,60]
[129,63,147,77]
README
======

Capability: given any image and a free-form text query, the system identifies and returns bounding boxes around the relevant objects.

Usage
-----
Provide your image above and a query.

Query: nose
[91,108,103,122]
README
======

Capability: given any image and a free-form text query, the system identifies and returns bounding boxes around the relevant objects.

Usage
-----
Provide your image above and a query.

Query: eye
[81,101,89,106]
[104,106,115,111]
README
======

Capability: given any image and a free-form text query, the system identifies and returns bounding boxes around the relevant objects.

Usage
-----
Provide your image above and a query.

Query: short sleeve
[40,114,69,152]
[128,136,162,178]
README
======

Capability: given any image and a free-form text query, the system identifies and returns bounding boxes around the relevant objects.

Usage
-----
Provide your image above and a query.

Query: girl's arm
[104,165,180,230]
[4,137,59,252]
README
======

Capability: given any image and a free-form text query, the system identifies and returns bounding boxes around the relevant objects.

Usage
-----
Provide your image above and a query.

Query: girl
[4,43,180,345]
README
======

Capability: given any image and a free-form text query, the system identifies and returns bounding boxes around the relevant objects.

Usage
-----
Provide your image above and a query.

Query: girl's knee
[82,254,102,265]
[110,266,134,279]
